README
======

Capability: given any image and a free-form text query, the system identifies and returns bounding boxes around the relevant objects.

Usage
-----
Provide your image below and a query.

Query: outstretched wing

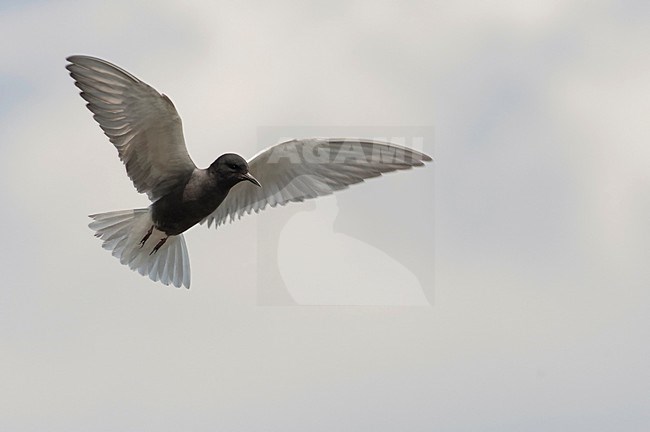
[66,55,196,201]
[202,138,431,228]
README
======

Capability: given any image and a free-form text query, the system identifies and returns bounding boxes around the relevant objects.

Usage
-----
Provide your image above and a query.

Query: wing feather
[66,55,196,201]
[202,138,431,228]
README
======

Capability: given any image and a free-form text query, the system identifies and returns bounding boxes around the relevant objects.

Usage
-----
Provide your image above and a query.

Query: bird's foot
[150,237,168,255]
[140,226,154,248]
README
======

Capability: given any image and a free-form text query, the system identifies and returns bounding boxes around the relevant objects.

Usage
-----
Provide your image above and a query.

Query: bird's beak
[241,172,261,187]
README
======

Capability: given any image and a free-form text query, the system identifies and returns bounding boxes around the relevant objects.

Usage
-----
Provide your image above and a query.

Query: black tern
[66,55,431,288]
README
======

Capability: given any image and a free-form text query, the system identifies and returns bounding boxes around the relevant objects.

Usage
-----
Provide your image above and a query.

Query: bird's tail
[88,209,191,288]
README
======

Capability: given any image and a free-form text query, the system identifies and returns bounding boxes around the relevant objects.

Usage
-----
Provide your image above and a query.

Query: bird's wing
[202,138,431,228]
[66,55,196,201]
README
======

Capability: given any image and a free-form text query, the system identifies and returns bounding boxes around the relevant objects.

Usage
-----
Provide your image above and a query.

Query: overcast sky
[1,0,649,430]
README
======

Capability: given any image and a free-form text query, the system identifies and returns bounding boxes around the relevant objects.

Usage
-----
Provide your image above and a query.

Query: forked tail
[89,209,191,288]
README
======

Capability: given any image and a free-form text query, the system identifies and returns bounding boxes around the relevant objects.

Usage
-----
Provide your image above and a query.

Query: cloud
[1,0,649,431]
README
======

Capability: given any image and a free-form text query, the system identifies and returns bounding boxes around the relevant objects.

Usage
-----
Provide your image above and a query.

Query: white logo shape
[278,195,430,306]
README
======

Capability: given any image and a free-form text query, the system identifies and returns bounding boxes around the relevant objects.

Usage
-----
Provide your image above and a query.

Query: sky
[1,0,649,430]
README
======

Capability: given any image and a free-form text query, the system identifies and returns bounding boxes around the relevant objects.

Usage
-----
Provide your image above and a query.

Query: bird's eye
[228,163,238,170]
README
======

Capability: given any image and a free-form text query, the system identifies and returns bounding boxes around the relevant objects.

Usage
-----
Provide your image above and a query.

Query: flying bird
[66,55,431,289]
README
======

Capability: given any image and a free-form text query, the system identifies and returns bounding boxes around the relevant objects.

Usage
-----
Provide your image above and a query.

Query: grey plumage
[67,55,431,289]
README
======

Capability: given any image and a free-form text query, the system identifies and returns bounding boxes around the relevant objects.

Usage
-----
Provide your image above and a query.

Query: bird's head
[209,153,261,188]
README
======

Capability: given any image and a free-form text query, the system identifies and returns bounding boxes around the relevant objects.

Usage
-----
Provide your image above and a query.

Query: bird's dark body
[150,154,257,236]
[151,179,229,236]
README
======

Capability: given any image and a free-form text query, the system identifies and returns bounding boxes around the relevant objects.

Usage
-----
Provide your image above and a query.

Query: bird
[66,55,432,289]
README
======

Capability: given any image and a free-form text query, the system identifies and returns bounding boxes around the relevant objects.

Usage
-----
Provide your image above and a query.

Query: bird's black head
[209,153,261,188]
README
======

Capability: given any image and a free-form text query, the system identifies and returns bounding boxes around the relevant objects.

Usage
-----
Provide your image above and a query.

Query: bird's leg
[150,237,168,255]
[139,225,154,248]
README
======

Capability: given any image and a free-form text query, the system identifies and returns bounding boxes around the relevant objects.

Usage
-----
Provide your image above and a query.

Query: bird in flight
[66,55,431,289]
